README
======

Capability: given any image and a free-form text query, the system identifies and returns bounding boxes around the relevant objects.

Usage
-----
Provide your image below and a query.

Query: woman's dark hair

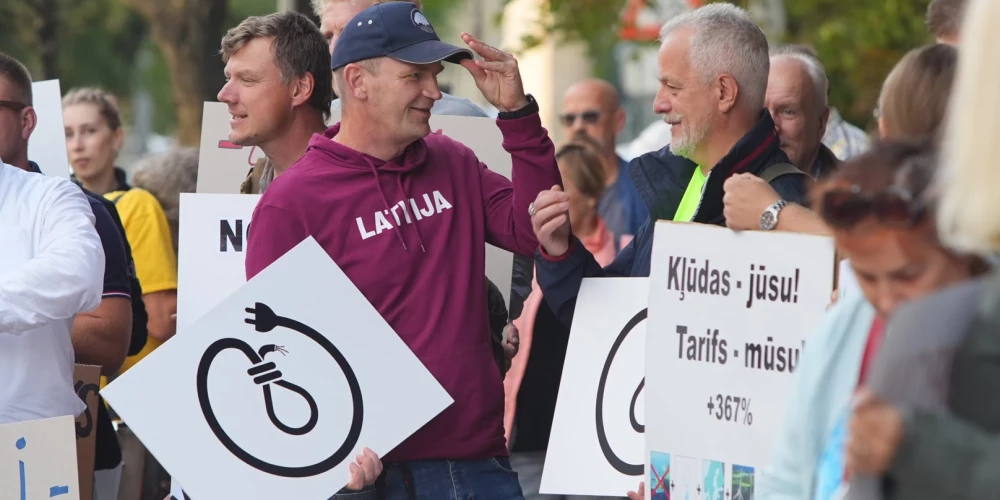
[555,132,608,201]
[815,138,937,210]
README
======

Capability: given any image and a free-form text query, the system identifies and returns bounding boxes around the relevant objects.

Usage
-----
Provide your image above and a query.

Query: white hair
[936,0,1000,255]
[659,3,770,111]
[769,49,829,108]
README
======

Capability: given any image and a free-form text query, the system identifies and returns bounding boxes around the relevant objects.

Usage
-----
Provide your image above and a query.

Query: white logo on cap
[411,10,434,34]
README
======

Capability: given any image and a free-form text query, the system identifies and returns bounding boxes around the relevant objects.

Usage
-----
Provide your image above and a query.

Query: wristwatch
[759,200,788,230]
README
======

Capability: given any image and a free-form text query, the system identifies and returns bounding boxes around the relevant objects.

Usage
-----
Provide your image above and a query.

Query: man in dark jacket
[529,3,810,328]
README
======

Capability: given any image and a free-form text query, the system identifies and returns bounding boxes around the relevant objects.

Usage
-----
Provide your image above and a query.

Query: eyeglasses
[560,110,601,127]
[821,184,925,229]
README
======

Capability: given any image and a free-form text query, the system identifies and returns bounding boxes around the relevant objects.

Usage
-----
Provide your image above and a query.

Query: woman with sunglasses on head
[756,138,987,500]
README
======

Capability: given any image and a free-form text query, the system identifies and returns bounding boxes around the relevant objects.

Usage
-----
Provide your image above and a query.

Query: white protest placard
[175,193,261,332]
[29,79,71,178]
[192,102,515,305]
[644,222,834,500]
[540,278,648,497]
[103,237,453,500]
[0,415,81,500]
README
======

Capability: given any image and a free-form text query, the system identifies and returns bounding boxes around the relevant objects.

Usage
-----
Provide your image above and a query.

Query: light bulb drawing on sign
[196,302,363,478]
[595,308,647,477]
[14,437,71,499]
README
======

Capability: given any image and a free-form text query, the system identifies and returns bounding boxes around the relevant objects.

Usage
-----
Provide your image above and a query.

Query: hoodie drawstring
[397,175,426,252]
[366,160,408,251]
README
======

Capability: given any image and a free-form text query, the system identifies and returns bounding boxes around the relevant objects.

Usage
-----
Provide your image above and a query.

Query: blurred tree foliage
[499,0,932,130]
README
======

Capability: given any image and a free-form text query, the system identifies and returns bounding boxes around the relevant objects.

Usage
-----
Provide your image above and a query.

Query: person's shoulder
[433,93,490,118]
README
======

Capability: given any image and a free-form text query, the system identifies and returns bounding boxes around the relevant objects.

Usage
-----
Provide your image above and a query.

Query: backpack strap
[759,163,810,184]
[107,190,129,205]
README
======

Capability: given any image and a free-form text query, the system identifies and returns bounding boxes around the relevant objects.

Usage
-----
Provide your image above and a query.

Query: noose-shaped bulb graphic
[196,302,363,478]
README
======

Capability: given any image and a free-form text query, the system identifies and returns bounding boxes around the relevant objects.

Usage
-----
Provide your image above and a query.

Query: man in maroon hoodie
[245,2,560,498]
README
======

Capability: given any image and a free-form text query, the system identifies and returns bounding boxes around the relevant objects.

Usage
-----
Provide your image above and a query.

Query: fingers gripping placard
[102,238,453,500]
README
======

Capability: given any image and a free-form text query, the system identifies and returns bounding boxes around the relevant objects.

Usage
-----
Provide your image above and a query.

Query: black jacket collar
[628,109,791,223]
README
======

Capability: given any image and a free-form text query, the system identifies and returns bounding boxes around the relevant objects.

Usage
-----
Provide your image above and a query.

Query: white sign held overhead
[644,222,835,500]
[540,278,648,497]
[103,237,453,500]
[0,415,81,500]
[29,80,72,178]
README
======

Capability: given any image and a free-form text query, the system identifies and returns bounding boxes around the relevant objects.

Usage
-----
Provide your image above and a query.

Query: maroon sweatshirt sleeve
[245,204,308,280]
[480,111,562,257]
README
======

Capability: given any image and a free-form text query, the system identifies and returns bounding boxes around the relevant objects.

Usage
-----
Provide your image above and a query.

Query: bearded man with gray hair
[530,3,811,334]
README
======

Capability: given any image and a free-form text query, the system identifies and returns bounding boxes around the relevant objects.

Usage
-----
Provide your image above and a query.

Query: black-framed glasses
[0,100,28,112]
[821,184,926,229]
[560,110,601,127]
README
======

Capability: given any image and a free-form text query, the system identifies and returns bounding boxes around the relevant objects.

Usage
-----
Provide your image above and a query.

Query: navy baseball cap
[331,2,474,71]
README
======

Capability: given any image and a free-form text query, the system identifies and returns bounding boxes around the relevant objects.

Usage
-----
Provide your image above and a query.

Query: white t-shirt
[0,162,104,423]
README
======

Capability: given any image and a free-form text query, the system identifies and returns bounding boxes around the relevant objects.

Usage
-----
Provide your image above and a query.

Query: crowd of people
[1,0,997,498]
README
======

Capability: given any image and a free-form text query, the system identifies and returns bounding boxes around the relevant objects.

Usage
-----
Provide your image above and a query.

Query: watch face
[760,210,776,230]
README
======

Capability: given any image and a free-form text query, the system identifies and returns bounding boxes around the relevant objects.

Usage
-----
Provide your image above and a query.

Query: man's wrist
[497,94,537,119]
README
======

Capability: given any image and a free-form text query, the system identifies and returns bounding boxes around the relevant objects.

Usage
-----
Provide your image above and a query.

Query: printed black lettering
[721,270,731,296]
[668,257,682,292]
[220,219,243,252]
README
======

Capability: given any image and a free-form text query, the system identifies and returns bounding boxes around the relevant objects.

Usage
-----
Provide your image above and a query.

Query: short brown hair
[926,0,966,40]
[878,43,957,141]
[556,133,608,201]
[221,11,333,119]
[0,52,33,105]
[311,0,422,18]
[62,87,123,130]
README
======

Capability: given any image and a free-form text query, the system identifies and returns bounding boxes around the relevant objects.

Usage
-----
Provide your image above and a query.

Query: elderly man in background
[722,46,837,235]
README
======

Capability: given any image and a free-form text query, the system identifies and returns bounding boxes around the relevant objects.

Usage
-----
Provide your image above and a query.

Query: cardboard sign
[73,364,101,500]
[103,237,453,500]
[540,278,648,496]
[193,102,515,305]
[175,193,262,332]
[29,79,72,179]
[0,415,81,500]
[644,222,834,500]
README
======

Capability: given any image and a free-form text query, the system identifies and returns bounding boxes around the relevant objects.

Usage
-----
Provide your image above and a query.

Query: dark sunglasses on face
[0,100,27,112]
[560,110,601,127]
[821,184,926,229]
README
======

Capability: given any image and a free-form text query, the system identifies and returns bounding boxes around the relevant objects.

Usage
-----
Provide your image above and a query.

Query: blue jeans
[333,457,524,499]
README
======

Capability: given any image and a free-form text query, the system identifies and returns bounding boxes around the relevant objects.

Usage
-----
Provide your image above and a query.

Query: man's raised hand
[459,33,528,113]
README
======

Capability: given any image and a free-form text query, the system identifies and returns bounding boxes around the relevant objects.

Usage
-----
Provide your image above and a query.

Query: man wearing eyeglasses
[560,79,648,252]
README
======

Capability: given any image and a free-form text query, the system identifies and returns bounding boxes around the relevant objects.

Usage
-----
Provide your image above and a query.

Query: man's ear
[21,107,37,141]
[343,64,369,101]
[291,72,316,108]
[716,74,739,113]
[818,106,830,139]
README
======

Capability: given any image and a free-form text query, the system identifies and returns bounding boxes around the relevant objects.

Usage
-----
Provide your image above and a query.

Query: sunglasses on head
[559,110,601,127]
[821,184,926,229]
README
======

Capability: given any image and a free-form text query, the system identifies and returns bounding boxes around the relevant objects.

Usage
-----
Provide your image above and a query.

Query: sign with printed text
[194,102,515,305]
[0,415,81,500]
[175,193,262,332]
[644,222,835,500]
[29,79,72,179]
[540,278,648,497]
[103,237,453,500]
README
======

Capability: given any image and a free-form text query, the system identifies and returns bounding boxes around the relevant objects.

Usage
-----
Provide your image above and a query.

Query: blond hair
[936,0,1000,254]
[62,87,122,130]
[878,44,957,141]
[311,0,422,17]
